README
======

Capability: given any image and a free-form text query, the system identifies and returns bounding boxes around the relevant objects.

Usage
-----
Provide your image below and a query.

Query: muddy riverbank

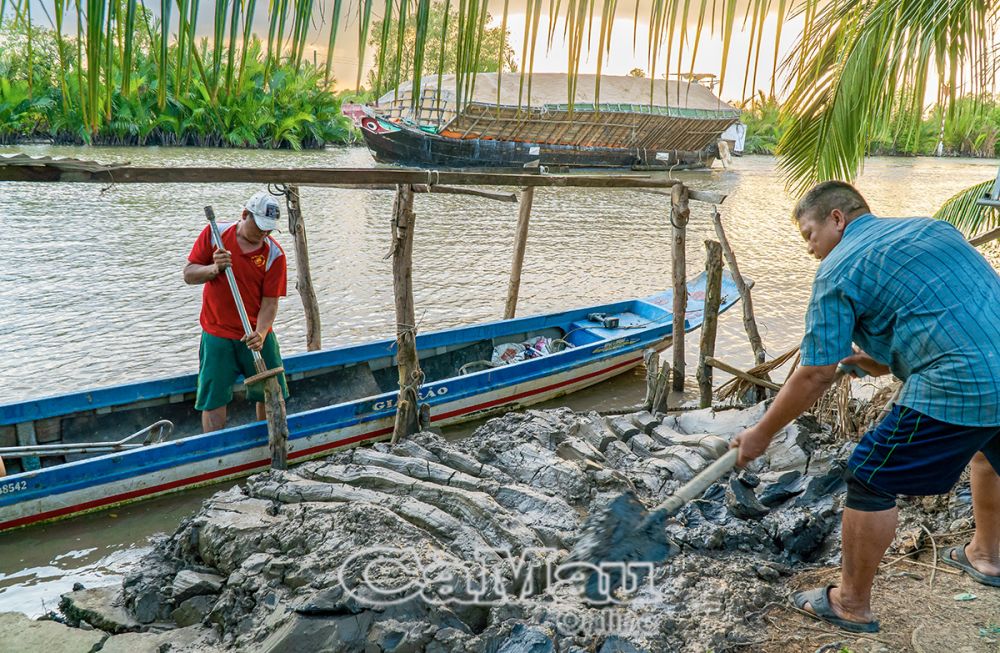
[7,400,989,653]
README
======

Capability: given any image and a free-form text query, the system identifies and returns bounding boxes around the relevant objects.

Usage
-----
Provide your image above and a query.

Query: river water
[1,145,998,616]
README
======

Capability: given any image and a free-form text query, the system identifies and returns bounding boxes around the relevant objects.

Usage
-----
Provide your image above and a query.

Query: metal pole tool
[205,206,289,470]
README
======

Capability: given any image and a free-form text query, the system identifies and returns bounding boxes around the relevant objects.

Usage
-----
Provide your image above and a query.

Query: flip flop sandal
[790,585,880,634]
[940,544,1000,587]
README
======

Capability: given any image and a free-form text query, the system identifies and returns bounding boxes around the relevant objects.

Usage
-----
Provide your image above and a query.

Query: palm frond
[933,179,1000,238]
[322,0,343,85]
[777,0,999,194]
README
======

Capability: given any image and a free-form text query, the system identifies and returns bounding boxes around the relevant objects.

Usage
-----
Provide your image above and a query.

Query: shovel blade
[570,492,678,602]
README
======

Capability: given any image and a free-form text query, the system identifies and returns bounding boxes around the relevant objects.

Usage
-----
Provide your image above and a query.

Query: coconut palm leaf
[121,0,138,95]
[322,0,343,85]
[157,0,169,109]
[355,0,374,90]
[373,0,393,96]
[103,0,116,119]
[410,0,432,110]
[933,179,1000,237]
[777,0,999,196]
[223,0,241,95]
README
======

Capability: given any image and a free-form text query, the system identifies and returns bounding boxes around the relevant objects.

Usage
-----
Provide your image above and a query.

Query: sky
[13,0,809,103]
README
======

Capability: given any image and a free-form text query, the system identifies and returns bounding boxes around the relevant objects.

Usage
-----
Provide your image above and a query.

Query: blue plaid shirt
[801,213,1000,426]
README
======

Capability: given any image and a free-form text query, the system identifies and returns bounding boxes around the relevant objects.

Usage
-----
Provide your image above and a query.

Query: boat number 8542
[0,481,27,494]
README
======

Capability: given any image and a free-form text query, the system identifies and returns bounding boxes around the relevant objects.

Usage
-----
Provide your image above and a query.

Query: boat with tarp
[359,73,741,170]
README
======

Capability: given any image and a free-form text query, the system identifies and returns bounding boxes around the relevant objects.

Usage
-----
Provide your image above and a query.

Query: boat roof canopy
[377,73,737,114]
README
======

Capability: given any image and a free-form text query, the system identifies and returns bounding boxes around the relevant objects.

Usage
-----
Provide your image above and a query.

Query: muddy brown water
[1,145,997,617]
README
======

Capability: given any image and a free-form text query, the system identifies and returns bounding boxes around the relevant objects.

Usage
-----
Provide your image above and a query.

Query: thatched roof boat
[359,73,740,170]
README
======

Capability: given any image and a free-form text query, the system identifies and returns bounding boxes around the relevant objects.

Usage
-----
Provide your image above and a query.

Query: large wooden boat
[359,73,740,170]
[0,272,742,532]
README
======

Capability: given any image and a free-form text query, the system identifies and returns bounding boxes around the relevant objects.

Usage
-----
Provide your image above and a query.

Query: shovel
[205,206,290,470]
[568,448,739,601]
[570,365,857,599]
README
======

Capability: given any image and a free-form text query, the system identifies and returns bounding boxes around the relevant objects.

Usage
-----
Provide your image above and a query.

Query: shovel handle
[656,448,739,517]
[205,206,265,369]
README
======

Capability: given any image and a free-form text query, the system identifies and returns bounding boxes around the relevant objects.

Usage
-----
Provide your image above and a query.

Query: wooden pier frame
[712,208,766,367]
[696,240,724,408]
[504,187,535,319]
[0,157,737,445]
[390,185,423,443]
[670,183,690,391]
[284,185,323,351]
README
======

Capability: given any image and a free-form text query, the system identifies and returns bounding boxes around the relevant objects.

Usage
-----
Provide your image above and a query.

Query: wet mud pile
[57,405,974,652]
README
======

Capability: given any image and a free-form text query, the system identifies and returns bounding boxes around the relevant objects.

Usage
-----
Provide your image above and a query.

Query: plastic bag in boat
[491,336,562,366]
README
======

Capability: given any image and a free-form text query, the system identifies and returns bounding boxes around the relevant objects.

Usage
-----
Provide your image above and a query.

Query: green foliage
[933,179,1000,235]
[366,1,517,96]
[743,92,1000,160]
[741,92,782,155]
[0,12,351,148]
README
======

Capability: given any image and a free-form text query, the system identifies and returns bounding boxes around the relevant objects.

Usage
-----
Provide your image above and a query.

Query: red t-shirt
[188,223,287,340]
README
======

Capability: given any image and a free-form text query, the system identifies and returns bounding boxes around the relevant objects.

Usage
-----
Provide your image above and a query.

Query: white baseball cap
[245,191,280,231]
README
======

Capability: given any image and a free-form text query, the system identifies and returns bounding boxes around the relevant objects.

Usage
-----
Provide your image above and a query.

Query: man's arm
[184,249,232,285]
[243,297,278,351]
[732,362,839,466]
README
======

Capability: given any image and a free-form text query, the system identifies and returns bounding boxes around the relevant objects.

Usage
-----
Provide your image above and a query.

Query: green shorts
[195,331,290,411]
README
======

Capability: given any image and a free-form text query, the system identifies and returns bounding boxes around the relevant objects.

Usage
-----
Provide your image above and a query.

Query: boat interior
[0,302,665,475]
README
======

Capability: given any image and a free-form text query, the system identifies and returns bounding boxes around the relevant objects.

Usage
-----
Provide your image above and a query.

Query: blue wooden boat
[0,273,742,532]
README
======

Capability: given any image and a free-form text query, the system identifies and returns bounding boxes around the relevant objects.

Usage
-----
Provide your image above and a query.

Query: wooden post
[697,240,724,408]
[285,185,322,351]
[670,183,689,391]
[712,208,766,367]
[643,348,658,410]
[504,187,535,319]
[390,184,423,443]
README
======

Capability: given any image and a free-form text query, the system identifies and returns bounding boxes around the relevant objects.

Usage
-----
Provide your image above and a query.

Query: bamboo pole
[697,240,724,408]
[712,207,766,367]
[670,183,690,392]
[705,356,783,391]
[504,187,535,319]
[390,184,423,444]
[285,185,322,351]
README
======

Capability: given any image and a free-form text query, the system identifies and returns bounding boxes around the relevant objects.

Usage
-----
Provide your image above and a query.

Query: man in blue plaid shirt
[732,181,1000,633]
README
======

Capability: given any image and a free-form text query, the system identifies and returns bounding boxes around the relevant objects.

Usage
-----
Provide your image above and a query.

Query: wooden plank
[705,356,783,392]
[285,185,322,351]
[0,165,683,189]
[504,187,535,319]
[697,240,724,408]
[670,183,690,392]
[303,183,517,202]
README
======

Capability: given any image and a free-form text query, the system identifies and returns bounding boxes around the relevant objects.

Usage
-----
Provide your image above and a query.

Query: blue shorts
[847,404,1000,505]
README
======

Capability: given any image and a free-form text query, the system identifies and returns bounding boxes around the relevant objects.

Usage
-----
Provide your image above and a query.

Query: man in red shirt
[184,191,290,432]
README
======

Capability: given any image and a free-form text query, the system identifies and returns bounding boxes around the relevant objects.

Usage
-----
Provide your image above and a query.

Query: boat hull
[0,274,741,532]
[359,116,717,170]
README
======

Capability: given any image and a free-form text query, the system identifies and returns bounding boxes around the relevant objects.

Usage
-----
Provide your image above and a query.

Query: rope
[425,169,440,186]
